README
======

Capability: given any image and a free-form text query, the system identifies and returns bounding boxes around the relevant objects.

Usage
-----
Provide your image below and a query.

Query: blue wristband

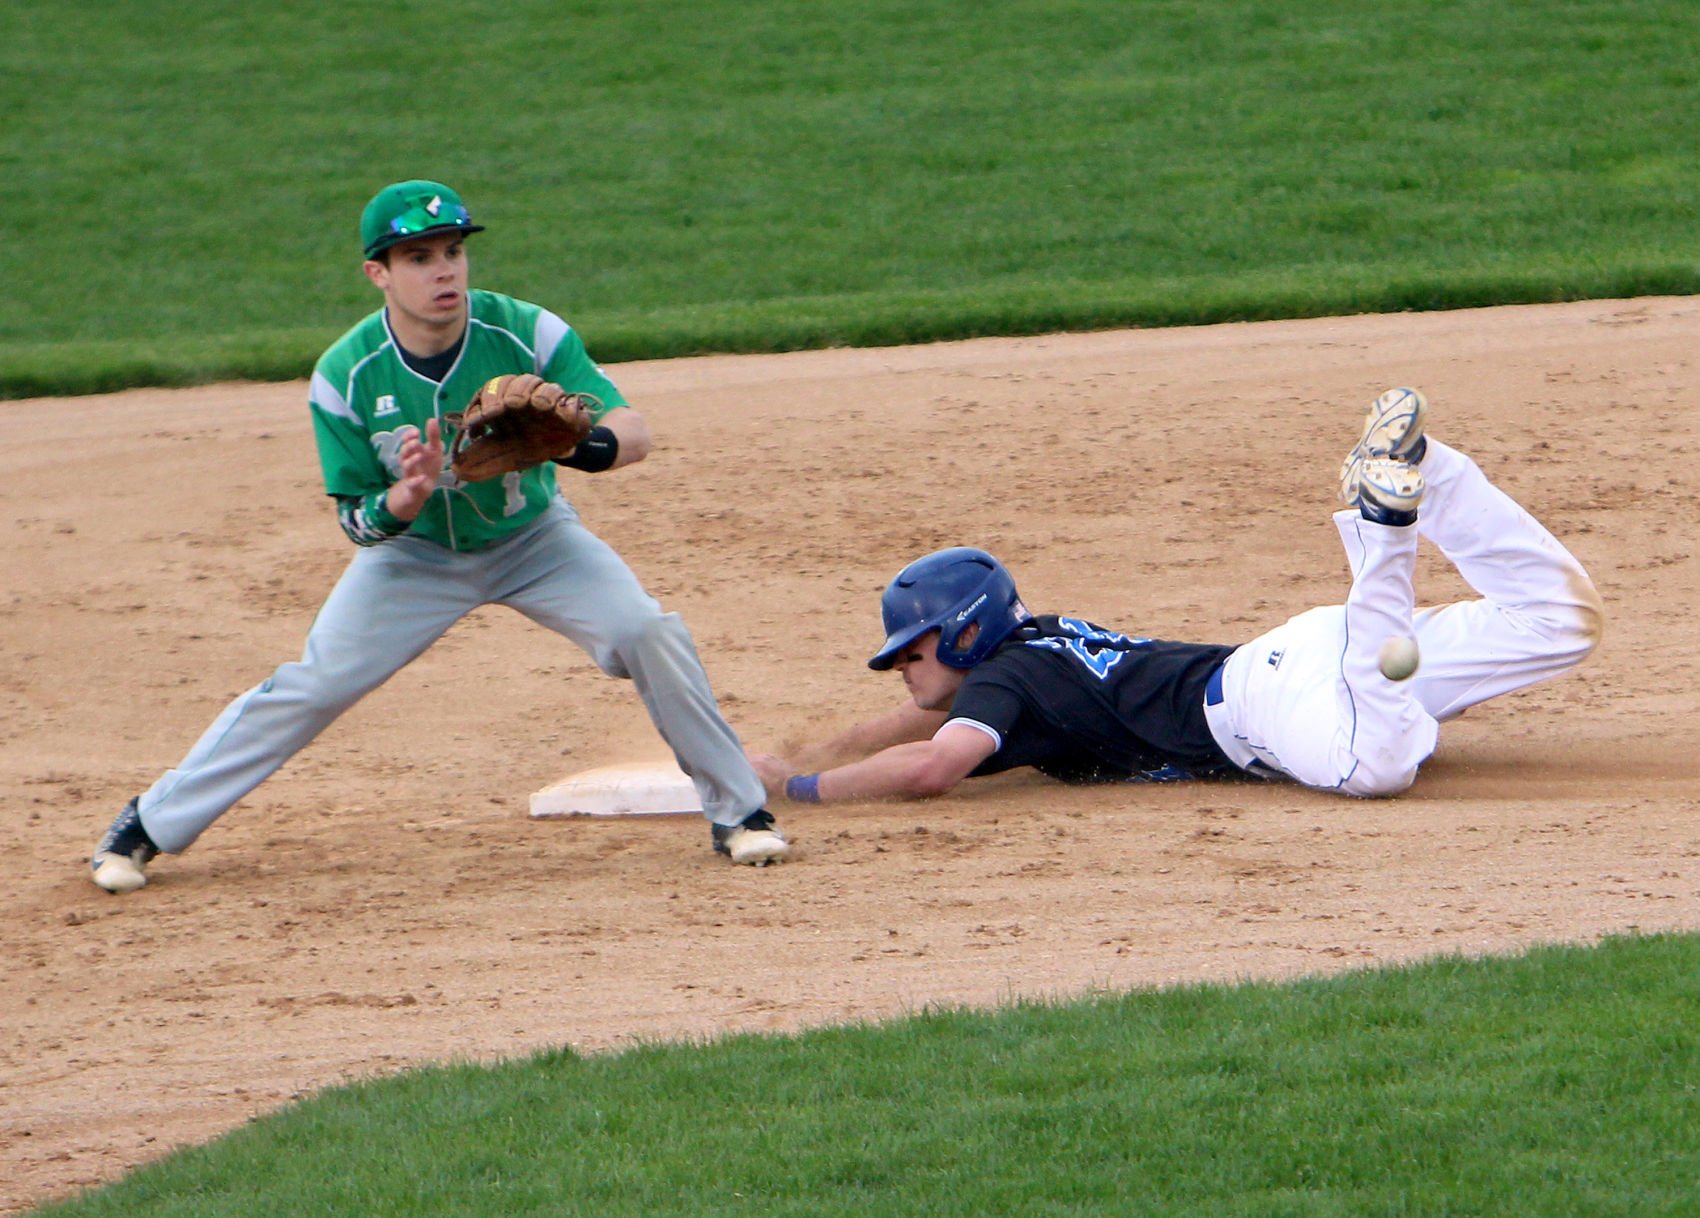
[785,773,823,803]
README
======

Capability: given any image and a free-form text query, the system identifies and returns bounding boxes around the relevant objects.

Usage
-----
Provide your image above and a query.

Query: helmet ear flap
[937,620,982,663]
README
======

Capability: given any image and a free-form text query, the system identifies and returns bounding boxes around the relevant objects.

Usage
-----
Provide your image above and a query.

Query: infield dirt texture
[6,298,1699,1212]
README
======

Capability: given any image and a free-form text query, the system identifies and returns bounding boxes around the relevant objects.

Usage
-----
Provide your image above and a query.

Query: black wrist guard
[554,425,619,472]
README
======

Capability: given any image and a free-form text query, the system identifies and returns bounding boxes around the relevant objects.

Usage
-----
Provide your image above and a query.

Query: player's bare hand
[386,419,446,521]
[747,751,793,799]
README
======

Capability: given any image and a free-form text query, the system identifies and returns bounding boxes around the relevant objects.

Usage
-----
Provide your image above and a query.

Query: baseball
[1378,636,1420,681]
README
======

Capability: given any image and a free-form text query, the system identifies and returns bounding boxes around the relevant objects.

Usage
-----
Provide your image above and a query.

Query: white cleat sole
[722,827,791,866]
[91,852,149,894]
[1358,458,1425,517]
[1339,387,1428,503]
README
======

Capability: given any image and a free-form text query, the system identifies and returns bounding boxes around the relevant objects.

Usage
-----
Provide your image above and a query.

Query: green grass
[12,4,1699,1211]
[33,934,1700,1217]
[3,0,1698,396]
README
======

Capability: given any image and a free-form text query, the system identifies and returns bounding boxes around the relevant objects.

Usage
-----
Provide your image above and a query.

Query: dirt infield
[6,297,1698,1213]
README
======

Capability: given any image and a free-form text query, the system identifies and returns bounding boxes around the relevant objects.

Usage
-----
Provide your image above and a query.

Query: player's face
[894,629,967,711]
[364,233,470,338]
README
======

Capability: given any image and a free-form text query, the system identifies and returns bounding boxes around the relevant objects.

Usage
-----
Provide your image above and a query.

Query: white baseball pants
[1204,439,1602,796]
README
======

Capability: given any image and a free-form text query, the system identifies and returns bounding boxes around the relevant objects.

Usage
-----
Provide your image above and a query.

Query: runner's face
[894,630,967,711]
[365,233,469,334]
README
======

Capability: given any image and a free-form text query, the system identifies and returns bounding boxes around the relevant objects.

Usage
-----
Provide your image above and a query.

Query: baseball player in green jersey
[90,179,789,893]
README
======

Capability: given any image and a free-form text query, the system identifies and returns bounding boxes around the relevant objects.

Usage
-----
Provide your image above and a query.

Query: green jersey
[309,289,626,551]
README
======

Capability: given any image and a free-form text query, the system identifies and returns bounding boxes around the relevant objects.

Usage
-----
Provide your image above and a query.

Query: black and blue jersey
[946,615,1238,784]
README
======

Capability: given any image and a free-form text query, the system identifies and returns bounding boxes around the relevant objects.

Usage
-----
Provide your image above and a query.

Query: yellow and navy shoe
[1356,458,1425,527]
[1339,387,1429,506]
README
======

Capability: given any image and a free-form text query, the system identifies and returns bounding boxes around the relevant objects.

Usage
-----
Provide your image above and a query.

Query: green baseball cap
[360,180,485,259]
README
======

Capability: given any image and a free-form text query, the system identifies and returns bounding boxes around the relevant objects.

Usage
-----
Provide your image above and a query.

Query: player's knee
[1340,760,1420,798]
[270,662,367,720]
[1564,578,1606,660]
[1499,569,1604,677]
[1538,577,1605,670]
[594,609,687,677]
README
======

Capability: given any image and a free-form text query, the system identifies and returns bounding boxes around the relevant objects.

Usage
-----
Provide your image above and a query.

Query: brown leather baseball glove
[447,374,599,482]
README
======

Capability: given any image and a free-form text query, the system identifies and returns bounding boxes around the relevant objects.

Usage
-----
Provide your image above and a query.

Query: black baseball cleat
[90,797,159,894]
[712,809,791,866]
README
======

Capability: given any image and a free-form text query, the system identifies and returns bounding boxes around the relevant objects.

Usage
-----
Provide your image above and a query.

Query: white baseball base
[528,762,704,819]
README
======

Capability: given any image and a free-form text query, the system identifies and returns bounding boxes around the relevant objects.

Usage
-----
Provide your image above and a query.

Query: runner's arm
[757,719,995,803]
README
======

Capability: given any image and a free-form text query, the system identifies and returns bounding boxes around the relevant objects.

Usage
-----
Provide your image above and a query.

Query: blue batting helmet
[868,547,1031,671]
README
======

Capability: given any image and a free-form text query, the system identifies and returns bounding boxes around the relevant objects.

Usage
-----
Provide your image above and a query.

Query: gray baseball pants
[136,499,765,853]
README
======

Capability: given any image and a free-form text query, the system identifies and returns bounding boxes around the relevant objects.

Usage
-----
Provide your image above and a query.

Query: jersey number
[1026,617,1148,680]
